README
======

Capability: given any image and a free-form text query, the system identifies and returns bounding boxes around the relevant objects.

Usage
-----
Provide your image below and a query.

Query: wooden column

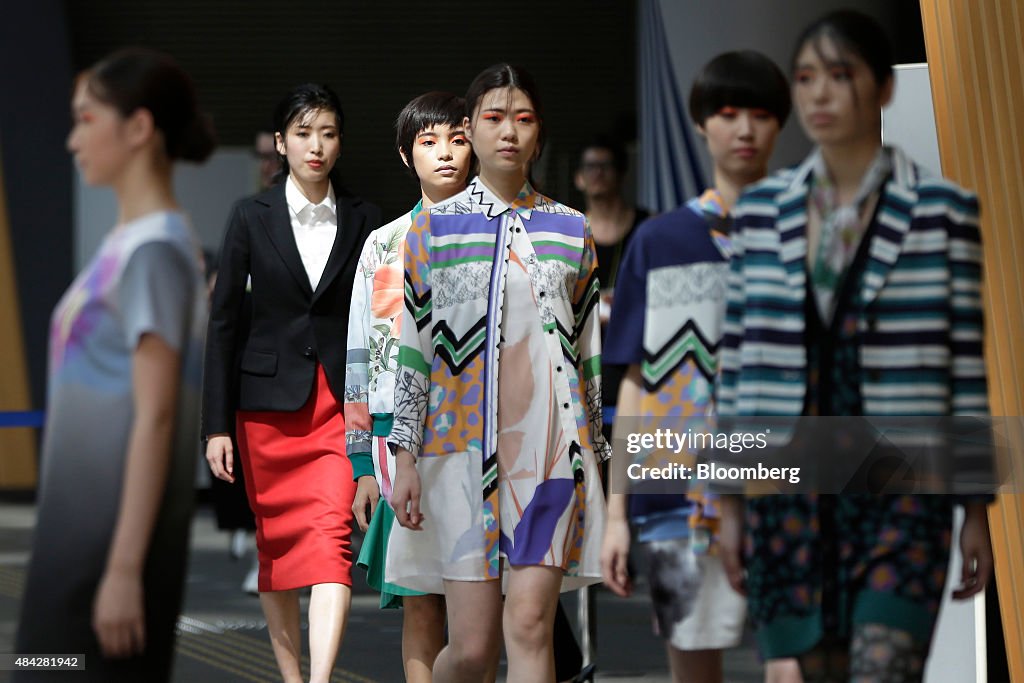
[0,141,38,488]
[920,1,1024,679]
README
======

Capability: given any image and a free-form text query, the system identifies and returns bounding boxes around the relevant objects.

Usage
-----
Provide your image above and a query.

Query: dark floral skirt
[744,494,953,658]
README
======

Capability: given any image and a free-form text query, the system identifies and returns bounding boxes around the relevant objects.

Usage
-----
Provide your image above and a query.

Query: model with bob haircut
[345,90,472,683]
[602,49,792,683]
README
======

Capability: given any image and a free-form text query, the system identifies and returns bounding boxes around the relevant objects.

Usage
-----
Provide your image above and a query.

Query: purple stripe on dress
[527,213,584,238]
[433,214,489,237]
[498,478,575,565]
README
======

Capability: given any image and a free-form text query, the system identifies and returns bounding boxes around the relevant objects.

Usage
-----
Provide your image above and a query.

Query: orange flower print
[371,261,404,329]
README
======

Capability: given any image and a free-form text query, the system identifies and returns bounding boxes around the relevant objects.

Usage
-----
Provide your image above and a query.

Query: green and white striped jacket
[719,146,988,418]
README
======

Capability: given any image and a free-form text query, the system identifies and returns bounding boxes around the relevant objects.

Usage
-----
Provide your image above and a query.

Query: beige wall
[920,1,1024,679]
[0,142,39,487]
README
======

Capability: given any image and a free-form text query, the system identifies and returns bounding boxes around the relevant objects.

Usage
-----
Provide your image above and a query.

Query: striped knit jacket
[718,146,988,418]
[388,178,611,465]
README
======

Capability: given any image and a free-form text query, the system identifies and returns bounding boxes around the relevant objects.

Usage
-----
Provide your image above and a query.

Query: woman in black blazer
[203,83,380,683]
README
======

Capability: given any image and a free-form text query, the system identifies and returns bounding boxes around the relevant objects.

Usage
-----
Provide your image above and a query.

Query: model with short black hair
[345,90,471,683]
[603,49,790,683]
[688,50,792,130]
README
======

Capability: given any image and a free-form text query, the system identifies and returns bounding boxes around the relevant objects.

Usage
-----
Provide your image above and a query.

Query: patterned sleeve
[946,188,989,415]
[573,218,612,461]
[388,210,434,457]
[119,240,197,353]
[344,233,377,480]
[717,203,748,418]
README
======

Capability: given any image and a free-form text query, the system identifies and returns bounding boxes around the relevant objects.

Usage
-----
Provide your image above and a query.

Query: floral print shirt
[344,202,421,480]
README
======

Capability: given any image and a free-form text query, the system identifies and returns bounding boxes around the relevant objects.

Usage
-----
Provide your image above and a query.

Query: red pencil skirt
[236,364,354,591]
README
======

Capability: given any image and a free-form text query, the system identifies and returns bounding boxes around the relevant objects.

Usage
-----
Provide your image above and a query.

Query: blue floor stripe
[0,411,44,428]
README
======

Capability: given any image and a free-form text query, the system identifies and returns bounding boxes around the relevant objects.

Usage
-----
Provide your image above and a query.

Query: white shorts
[643,538,747,651]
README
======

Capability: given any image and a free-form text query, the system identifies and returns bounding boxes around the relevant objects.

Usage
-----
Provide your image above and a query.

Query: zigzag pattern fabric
[605,188,733,417]
[602,187,735,542]
[643,319,720,389]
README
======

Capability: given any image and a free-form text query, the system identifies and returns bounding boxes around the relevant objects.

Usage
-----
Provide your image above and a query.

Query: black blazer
[202,183,381,437]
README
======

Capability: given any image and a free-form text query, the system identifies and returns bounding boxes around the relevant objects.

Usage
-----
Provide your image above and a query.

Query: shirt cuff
[350,452,375,481]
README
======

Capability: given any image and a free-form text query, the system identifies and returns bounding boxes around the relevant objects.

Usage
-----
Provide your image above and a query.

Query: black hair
[792,10,894,87]
[577,135,628,175]
[395,91,468,179]
[81,47,216,162]
[271,83,346,189]
[465,63,546,159]
[688,50,791,127]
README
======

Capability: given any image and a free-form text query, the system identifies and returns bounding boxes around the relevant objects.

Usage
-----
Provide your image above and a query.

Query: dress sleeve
[118,240,198,354]
[717,203,749,418]
[945,188,993,505]
[573,218,612,461]
[345,233,377,480]
[603,226,648,366]
[946,189,988,416]
[387,210,434,457]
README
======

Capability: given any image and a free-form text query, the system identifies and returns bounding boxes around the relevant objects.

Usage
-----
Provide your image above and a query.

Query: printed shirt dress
[386,178,610,594]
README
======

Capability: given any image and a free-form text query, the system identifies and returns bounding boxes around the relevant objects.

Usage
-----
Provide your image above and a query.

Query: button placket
[509,205,580,446]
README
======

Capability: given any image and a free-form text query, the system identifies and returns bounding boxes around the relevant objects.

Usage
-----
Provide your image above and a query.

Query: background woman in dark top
[203,83,380,683]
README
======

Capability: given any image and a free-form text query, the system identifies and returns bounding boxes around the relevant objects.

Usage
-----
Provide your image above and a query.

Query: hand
[599,290,614,326]
[600,517,633,597]
[953,502,992,600]
[205,435,235,483]
[391,449,423,530]
[92,567,145,659]
[352,476,381,532]
[718,496,747,596]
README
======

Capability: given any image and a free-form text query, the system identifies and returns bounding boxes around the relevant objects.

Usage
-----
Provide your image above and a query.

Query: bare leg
[433,579,503,683]
[259,589,303,683]
[765,658,804,683]
[665,646,723,683]
[402,593,446,683]
[503,565,563,683]
[308,582,352,683]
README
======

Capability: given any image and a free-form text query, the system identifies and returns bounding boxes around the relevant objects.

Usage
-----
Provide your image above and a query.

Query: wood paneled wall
[0,143,38,487]
[920,1,1024,679]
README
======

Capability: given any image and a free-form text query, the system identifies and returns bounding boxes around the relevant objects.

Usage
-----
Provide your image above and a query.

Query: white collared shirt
[285,175,338,291]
